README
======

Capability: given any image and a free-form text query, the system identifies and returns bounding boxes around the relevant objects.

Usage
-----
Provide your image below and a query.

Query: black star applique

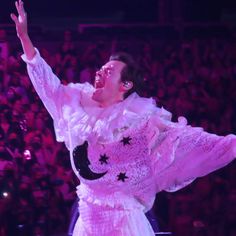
[117,172,128,182]
[99,154,109,165]
[121,136,132,146]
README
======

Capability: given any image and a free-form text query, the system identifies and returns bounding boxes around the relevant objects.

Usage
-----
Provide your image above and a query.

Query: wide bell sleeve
[149,112,236,193]
[21,48,94,144]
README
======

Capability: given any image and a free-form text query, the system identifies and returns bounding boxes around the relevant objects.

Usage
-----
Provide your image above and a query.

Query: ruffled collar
[65,92,171,149]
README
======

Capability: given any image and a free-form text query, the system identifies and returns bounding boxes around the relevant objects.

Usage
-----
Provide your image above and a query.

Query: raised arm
[10,0,95,146]
[11,0,36,60]
[10,0,65,124]
[10,0,68,143]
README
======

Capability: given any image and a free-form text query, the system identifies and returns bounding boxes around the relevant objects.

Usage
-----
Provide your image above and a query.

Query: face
[92,60,126,106]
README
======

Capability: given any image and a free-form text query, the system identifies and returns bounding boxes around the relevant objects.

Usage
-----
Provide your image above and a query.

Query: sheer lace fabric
[22,49,236,236]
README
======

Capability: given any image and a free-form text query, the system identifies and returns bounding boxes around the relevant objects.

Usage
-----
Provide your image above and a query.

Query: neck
[99,94,124,108]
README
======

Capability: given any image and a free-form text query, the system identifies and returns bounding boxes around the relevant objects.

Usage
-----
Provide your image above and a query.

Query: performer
[11,1,236,235]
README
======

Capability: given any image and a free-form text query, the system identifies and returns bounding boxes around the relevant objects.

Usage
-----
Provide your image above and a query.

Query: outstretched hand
[11,0,28,39]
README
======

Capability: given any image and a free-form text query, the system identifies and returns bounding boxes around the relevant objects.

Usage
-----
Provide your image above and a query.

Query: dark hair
[109,52,144,99]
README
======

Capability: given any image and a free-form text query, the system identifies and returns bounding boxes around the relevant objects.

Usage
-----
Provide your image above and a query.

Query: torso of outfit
[22,49,236,236]
[74,121,157,236]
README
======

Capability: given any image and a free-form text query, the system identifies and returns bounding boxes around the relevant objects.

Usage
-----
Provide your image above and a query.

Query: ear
[120,81,133,92]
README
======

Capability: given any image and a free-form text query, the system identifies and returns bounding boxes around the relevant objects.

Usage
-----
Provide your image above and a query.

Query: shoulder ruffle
[62,92,173,149]
[54,82,95,146]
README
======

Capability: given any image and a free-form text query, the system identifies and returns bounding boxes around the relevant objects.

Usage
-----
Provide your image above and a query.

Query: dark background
[1,0,236,23]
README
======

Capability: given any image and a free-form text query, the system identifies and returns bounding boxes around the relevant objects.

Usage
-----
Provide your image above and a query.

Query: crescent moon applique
[72,141,107,180]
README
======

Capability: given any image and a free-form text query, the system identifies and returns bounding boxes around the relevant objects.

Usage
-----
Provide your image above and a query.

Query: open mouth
[94,76,105,89]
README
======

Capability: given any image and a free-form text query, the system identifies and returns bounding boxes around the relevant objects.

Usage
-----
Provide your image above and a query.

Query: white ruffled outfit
[22,49,236,236]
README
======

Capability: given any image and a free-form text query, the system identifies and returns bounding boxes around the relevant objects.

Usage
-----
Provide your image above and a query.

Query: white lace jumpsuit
[22,49,236,236]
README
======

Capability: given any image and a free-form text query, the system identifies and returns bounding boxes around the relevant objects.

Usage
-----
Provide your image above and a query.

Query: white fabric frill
[76,183,145,211]
[55,84,174,150]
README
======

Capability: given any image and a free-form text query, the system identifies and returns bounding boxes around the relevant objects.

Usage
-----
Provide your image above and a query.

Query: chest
[72,123,153,191]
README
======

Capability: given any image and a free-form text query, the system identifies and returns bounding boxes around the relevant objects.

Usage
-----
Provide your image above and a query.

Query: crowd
[0,26,236,236]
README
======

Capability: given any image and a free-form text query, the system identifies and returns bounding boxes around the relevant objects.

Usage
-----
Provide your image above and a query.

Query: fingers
[15,0,26,17]
[15,1,20,14]
[10,13,19,24]
[19,0,26,15]
[11,0,27,24]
